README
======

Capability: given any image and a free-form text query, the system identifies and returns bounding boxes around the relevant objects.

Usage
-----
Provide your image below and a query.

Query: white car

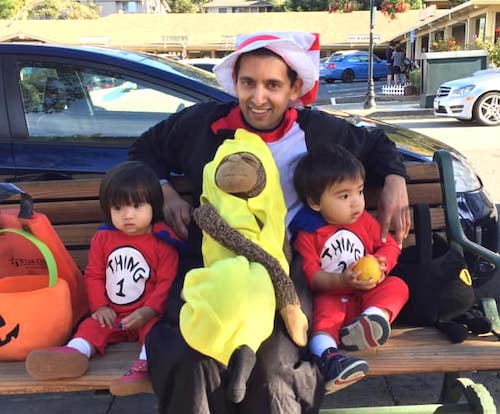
[433,69,500,126]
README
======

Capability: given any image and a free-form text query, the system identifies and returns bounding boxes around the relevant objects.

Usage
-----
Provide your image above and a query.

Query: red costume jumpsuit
[292,208,409,343]
[74,223,181,355]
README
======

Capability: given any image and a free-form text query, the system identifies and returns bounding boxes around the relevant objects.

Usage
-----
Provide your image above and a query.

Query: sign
[410,30,415,44]
[346,34,381,42]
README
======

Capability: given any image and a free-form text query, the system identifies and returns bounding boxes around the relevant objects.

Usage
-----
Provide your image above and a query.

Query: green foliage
[282,0,329,11]
[0,0,17,18]
[409,68,421,90]
[29,0,100,19]
[167,0,198,12]
[474,38,500,67]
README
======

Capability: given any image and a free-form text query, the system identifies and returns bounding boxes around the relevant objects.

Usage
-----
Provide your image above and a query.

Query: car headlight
[450,84,476,96]
[452,159,481,192]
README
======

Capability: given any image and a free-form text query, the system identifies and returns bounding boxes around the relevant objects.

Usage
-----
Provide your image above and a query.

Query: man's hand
[161,182,193,240]
[120,307,156,330]
[91,306,117,329]
[377,174,410,247]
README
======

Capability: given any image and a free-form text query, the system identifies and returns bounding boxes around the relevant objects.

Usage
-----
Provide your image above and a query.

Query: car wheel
[342,70,355,83]
[473,92,500,126]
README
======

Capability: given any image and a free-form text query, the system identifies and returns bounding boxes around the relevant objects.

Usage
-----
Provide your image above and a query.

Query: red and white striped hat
[213,32,320,106]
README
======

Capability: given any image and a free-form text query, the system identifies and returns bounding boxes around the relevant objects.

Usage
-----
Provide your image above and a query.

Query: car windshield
[135,52,224,90]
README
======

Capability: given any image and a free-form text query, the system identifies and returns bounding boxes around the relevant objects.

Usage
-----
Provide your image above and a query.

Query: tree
[0,0,20,19]
[28,0,100,19]
[282,0,329,11]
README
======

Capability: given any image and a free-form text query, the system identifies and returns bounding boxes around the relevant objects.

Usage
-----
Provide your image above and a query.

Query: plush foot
[109,359,152,396]
[226,345,256,403]
[435,320,468,343]
[340,314,391,351]
[25,346,89,380]
[279,304,309,347]
[321,347,368,395]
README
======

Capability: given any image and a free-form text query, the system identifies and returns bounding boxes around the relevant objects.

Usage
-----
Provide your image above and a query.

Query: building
[390,0,500,61]
[202,0,274,13]
[95,0,168,16]
[0,10,433,58]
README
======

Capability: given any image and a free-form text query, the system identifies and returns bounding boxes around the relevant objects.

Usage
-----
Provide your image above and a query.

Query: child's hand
[374,255,387,284]
[91,306,117,328]
[119,306,156,330]
[341,263,378,291]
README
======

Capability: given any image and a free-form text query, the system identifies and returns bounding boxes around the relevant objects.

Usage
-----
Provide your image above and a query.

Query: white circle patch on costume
[105,246,151,305]
[320,229,365,274]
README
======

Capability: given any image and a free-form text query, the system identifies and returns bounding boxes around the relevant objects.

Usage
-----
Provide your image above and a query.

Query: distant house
[95,0,168,16]
[202,0,273,14]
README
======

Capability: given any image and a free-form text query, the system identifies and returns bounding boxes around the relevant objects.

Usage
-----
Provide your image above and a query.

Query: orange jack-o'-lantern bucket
[0,229,72,361]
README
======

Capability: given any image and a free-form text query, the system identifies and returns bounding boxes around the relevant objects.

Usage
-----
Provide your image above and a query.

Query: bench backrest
[0,162,444,272]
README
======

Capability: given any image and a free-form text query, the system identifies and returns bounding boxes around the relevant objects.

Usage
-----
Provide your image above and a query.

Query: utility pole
[364,0,376,109]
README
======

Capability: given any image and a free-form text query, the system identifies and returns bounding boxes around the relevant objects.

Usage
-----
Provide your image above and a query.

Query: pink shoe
[25,346,89,380]
[109,359,152,396]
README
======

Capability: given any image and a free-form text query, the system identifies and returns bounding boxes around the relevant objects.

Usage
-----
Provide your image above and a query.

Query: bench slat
[1,328,498,395]
[0,343,139,395]
[349,328,500,376]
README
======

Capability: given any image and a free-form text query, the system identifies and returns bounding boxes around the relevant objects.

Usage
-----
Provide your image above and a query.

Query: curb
[316,95,434,120]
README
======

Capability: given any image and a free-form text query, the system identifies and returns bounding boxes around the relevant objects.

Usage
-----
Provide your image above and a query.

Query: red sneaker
[25,346,89,380]
[109,359,152,396]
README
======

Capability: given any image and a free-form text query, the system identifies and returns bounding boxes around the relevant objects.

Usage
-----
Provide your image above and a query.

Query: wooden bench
[1,150,500,413]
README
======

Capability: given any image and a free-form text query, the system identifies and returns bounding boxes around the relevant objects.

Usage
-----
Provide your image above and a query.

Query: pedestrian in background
[385,41,396,84]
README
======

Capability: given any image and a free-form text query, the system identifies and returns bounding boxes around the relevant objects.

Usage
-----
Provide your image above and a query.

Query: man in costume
[129,31,410,413]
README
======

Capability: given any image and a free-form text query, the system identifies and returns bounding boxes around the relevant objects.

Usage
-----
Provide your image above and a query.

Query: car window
[18,62,200,140]
[329,53,345,62]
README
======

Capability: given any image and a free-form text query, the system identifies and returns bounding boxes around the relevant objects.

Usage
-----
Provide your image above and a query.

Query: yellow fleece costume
[179,129,307,369]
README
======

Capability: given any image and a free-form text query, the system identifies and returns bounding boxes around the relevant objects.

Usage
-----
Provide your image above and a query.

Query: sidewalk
[2,370,499,413]
[317,94,434,120]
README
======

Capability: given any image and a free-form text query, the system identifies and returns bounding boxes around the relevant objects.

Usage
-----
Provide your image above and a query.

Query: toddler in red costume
[26,161,183,396]
[290,145,409,395]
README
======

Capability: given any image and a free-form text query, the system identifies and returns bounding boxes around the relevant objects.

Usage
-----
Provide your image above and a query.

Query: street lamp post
[364,0,376,109]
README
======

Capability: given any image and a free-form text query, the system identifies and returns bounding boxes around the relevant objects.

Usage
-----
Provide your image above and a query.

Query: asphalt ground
[2,100,498,414]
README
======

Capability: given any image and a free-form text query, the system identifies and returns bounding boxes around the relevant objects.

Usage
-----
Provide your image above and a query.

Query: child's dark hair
[294,145,365,206]
[99,161,164,224]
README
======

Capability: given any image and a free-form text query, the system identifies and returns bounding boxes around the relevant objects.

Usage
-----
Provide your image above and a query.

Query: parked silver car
[433,69,500,126]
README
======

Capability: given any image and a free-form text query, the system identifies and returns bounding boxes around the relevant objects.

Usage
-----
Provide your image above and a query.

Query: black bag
[394,203,475,326]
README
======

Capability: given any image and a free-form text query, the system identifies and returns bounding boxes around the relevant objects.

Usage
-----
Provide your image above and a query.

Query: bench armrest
[434,150,500,267]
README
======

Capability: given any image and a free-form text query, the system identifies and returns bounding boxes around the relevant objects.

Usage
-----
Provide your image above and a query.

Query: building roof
[0,10,445,52]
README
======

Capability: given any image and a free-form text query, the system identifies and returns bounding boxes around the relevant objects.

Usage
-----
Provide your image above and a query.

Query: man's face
[233,54,302,130]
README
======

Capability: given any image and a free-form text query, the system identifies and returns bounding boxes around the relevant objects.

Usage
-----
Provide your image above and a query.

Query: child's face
[110,201,153,236]
[308,176,365,225]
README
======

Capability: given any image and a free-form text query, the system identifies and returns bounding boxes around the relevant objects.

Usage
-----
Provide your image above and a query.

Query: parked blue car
[320,50,387,83]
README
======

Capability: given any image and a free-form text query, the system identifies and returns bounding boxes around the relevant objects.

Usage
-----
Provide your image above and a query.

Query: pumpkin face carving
[0,275,72,360]
[0,315,20,347]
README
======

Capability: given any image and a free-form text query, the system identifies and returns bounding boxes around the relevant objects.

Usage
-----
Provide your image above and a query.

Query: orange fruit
[353,256,381,282]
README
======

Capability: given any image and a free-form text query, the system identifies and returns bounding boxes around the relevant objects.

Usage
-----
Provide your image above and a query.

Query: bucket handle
[0,228,57,287]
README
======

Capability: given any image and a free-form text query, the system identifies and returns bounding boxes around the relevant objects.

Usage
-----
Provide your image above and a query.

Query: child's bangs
[109,182,148,207]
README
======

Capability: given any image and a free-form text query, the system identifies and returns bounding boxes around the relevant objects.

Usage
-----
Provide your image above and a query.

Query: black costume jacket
[129,101,406,414]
